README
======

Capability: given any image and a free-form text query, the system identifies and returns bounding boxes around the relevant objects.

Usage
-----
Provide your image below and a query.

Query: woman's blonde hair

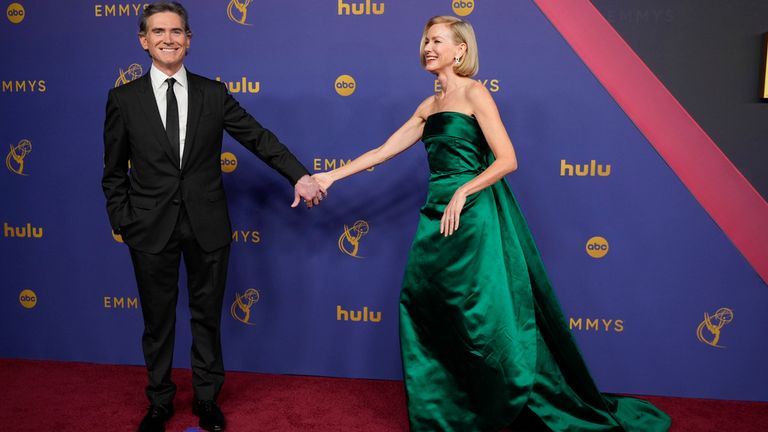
[419,15,479,77]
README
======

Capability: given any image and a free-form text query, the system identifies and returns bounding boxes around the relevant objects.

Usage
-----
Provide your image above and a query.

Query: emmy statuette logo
[227,0,252,26]
[231,288,260,325]
[696,307,733,348]
[451,0,474,17]
[19,289,36,309]
[6,139,31,176]
[338,220,369,258]
[115,63,143,87]
[334,75,356,96]
[6,2,24,23]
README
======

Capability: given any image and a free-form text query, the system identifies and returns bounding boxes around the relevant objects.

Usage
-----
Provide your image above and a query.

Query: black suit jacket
[102,71,308,253]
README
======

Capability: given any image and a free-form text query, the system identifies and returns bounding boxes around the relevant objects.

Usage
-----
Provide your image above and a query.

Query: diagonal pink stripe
[534,0,768,285]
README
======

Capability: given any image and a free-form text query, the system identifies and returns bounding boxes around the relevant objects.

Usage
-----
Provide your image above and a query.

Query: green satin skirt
[399,173,671,432]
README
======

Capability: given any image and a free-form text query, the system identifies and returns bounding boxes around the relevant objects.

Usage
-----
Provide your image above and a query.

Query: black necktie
[165,78,180,164]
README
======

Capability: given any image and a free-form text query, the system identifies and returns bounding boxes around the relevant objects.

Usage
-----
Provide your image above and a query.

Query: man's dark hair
[138,2,192,36]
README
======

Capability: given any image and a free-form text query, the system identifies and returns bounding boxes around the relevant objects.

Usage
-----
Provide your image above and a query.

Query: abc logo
[112,230,124,243]
[7,3,25,24]
[19,289,37,309]
[585,236,609,258]
[451,0,474,16]
[334,75,356,96]
[221,152,238,173]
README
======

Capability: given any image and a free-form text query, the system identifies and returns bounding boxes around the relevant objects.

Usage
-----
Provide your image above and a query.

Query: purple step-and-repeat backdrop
[1,0,766,401]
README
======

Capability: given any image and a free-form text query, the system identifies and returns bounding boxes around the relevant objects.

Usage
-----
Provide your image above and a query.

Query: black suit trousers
[129,204,230,405]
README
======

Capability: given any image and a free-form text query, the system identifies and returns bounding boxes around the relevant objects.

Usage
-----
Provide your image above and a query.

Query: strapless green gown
[399,112,670,432]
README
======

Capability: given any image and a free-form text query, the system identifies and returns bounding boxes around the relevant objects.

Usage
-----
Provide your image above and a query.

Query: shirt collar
[150,64,187,91]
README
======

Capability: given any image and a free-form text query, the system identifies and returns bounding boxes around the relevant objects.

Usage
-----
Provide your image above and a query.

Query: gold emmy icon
[114,63,144,87]
[6,139,32,176]
[227,0,252,26]
[696,307,734,348]
[338,220,369,258]
[231,288,260,325]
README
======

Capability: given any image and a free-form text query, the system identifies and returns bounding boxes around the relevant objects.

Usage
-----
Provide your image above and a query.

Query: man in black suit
[101,3,325,431]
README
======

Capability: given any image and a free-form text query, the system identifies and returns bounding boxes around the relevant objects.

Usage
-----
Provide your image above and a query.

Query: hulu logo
[337,0,384,15]
[560,160,611,177]
[336,305,381,323]
[4,223,43,238]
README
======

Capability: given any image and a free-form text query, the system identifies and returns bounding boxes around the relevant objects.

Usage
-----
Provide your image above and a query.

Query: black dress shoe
[193,399,226,431]
[138,403,174,432]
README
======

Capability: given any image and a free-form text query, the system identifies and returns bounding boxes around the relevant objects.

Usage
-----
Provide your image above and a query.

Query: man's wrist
[295,174,311,185]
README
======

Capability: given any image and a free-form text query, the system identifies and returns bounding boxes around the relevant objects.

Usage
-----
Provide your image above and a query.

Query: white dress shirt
[150,64,188,168]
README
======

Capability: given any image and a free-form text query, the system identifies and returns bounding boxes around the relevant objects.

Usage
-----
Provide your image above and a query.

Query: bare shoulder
[414,95,437,121]
[466,80,494,104]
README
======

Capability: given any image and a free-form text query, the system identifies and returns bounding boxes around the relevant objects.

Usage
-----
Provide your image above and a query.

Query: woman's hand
[312,172,335,191]
[440,188,467,236]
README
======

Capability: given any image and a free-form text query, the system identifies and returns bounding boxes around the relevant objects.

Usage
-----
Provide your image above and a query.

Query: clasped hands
[291,174,327,208]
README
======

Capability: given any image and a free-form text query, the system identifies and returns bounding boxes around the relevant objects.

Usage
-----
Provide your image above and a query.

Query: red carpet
[1,359,766,431]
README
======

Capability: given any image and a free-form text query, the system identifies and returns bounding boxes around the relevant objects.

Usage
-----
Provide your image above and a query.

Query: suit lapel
[182,73,203,171]
[138,74,180,168]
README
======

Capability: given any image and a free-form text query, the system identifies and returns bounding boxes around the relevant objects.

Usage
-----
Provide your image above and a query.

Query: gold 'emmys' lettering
[696,307,733,348]
[560,160,612,177]
[338,220,369,258]
[569,317,624,332]
[227,0,252,26]
[436,79,499,93]
[103,296,140,309]
[216,77,260,94]
[231,229,260,244]
[336,305,382,323]
[94,3,149,17]
[4,222,43,238]
[6,139,31,175]
[337,0,384,15]
[1,80,47,93]
[313,158,374,172]
[115,63,143,87]
[231,288,260,325]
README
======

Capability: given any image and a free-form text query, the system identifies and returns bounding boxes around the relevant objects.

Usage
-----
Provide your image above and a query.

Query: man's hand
[291,174,327,208]
[311,172,334,191]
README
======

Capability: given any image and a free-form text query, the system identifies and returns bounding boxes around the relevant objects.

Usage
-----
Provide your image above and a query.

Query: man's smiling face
[139,11,190,76]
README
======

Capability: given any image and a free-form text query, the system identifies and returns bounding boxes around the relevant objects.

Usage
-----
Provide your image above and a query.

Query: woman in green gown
[313,15,671,432]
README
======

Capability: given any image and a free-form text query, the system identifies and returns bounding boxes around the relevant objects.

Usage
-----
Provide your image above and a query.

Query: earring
[454,56,461,65]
